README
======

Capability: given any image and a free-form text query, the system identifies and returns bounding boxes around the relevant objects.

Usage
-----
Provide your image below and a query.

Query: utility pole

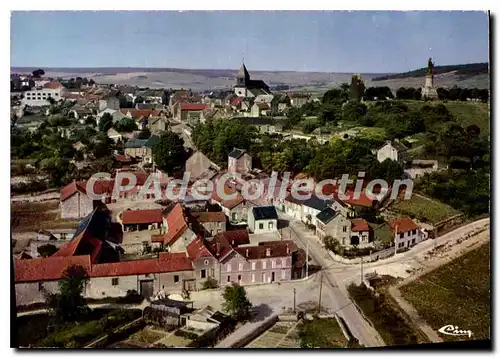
[306,242,309,278]
[360,256,364,285]
[394,224,398,255]
[293,288,296,313]
[318,272,323,314]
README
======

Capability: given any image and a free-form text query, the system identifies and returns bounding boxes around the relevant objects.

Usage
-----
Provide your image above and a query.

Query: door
[238,275,242,285]
[140,280,154,299]
[185,279,196,291]
[271,272,275,282]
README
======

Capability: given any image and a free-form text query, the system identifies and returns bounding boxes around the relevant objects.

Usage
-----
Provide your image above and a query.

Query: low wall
[216,313,278,348]
[327,247,395,265]
[434,213,466,235]
[11,189,60,203]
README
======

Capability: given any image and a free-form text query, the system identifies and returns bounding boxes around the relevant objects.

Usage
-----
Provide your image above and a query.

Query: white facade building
[22,82,66,106]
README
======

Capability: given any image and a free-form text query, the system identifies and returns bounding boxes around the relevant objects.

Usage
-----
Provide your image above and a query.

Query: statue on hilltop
[427,57,434,75]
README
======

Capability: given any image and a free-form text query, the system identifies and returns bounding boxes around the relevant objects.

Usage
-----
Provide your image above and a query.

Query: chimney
[286,245,290,255]
[232,240,235,246]
[216,241,221,256]
[266,248,271,257]
[246,249,249,257]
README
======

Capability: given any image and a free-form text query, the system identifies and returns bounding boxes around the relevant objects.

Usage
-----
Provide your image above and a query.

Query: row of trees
[396,86,489,102]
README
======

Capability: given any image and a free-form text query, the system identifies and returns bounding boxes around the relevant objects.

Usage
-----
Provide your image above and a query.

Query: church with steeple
[234,63,271,98]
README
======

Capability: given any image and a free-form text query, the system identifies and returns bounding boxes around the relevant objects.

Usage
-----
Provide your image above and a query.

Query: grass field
[369,222,393,244]
[297,318,348,348]
[400,100,489,137]
[390,194,461,224]
[399,243,490,342]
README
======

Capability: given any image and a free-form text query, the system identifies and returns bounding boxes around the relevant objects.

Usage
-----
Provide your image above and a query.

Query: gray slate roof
[252,206,278,221]
[316,207,339,225]
[228,148,245,159]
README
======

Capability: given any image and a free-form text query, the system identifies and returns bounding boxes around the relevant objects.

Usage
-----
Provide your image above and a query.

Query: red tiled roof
[342,190,375,208]
[350,218,370,232]
[234,240,296,260]
[15,255,91,282]
[211,184,244,209]
[180,103,209,111]
[115,155,133,163]
[90,253,192,278]
[190,211,226,223]
[186,238,214,260]
[60,181,87,201]
[390,217,419,234]
[219,230,250,246]
[231,97,243,106]
[155,203,188,245]
[206,234,233,259]
[43,81,64,89]
[122,209,163,225]
[63,92,82,100]
[120,108,155,119]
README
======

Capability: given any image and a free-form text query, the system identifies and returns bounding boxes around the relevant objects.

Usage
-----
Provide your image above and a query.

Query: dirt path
[388,227,490,343]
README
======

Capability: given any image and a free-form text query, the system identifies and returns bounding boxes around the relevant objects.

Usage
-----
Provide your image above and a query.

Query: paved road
[282,215,385,347]
[280,212,490,347]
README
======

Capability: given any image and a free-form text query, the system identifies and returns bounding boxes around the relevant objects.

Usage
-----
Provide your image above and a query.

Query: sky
[11,11,489,73]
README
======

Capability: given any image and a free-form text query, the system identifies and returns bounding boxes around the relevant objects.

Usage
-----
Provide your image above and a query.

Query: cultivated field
[399,243,491,342]
[245,322,300,348]
[390,194,461,225]
[11,200,79,233]
[296,318,349,348]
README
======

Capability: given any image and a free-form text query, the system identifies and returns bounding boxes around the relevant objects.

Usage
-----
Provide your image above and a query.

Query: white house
[376,140,409,165]
[390,217,427,249]
[247,206,278,234]
[22,82,66,106]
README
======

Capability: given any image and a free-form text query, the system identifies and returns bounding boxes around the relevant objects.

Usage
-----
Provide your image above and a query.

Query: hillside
[372,63,488,81]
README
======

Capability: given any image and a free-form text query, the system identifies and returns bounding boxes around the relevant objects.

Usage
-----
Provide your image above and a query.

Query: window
[210,269,215,277]
[362,235,368,242]
[112,278,119,286]
[174,275,179,283]
[38,282,44,291]
[238,263,243,271]
[226,263,231,272]
[272,260,276,269]
[407,231,411,237]
[227,275,231,282]
[201,269,206,278]
[55,93,59,96]
[398,243,404,248]
[399,233,404,239]
[342,226,347,233]
[259,223,264,230]
[262,260,267,269]
[268,222,274,230]
[251,262,256,270]
[231,213,236,221]
[412,229,416,235]
[204,260,209,266]
[281,270,286,279]
[411,238,416,245]
[251,274,255,283]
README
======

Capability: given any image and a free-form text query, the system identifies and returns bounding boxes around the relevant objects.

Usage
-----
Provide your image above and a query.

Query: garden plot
[245,322,300,348]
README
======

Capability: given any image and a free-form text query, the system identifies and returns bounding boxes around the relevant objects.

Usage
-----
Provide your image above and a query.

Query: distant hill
[372,63,489,81]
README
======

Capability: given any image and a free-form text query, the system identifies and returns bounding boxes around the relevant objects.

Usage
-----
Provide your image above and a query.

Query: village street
[277,211,490,347]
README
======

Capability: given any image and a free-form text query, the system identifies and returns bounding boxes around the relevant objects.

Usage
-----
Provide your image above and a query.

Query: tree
[49,265,89,322]
[136,127,151,139]
[222,283,252,321]
[32,69,45,78]
[323,236,340,252]
[114,117,138,132]
[369,159,405,182]
[37,244,58,257]
[202,277,219,290]
[98,113,113,132]
[152,131,187,173]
